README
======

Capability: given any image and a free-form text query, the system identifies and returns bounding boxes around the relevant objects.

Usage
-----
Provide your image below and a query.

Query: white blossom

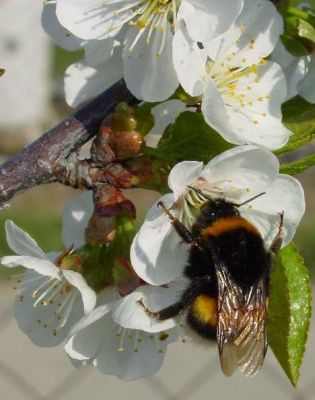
[52,190,183,380]
[131,145,305,285]
[1,220,96,347]
[65,280,186,380]
[272,40,315,103]
[52,0,243,102]
[173,0,291,150]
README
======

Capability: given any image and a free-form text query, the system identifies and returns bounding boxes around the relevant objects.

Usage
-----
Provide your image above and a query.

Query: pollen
[115,328,168,354]
[115,0,176,53]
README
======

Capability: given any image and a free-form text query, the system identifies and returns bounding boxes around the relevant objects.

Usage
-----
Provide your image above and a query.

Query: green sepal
[134,102,155,136]
[268,244,312,387]
[276,97,315,154]
[172,86,202,105]
[280,154,315,175]
[78,213,135,292]
[144,111,232,164]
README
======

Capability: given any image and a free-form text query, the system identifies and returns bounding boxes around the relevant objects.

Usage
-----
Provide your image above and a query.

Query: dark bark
[0,80,137,205]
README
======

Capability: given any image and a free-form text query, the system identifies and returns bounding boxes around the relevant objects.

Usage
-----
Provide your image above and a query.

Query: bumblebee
[141,188,284,377]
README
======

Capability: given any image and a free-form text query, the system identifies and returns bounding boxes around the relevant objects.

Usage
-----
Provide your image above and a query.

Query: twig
[0,80,137,206]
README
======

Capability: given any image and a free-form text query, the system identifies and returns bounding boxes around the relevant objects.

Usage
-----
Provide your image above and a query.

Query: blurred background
[0,0,314,399]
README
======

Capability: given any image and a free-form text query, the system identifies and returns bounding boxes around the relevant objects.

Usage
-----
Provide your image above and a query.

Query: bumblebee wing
[216,262,268,377]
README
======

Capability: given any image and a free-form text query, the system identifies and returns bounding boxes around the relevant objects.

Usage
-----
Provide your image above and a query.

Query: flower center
[105,0,180,54]
[14,273,78,337]
[204,24,272,126]
[135,0,176,29]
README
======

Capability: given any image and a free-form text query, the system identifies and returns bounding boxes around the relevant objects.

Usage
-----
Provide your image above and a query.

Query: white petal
[64,52,123,107]
[62,191,94,249]
[298,55,315,103]
[66,294,169,380]
[94,322,170,379]
[241,175,305,247]
[65,307,113,361]
[41,3,81,51]
[15,272,82,347]
[56,0,124,40]
[179,0,243,42]
[1,256,60,279]
[272,42,308,100]
[172,21,207,97]
[63,270,96,314]
[201,77,239,141]
[168,161,204,200]
[284,57,307,100]
[131,194,189,285]
[201,145,279,203]
[271,40,295,69]
[82,38,115,67]
[208,0,282,66]
[112,283,186,332]
[5,220,46,258]
[123,25,178,101]
[145,100,187,148]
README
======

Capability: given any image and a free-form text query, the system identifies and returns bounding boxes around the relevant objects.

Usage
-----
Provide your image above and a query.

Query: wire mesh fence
[0,280,313,400]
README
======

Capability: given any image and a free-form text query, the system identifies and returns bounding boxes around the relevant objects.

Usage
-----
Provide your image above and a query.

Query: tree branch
[0,80,137,206]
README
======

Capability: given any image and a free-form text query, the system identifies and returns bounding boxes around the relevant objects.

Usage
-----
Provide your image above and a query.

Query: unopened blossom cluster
[0,0,312,380]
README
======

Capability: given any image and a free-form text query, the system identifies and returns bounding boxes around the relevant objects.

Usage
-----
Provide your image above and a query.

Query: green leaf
[276,96,315,154]
[298,18,315,42]
[145,111,232,164]
[281,34,310,56]
[280,154,315,175]
[268,244,312,386]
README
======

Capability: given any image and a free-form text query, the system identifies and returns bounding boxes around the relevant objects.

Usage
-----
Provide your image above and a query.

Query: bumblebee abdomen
[187,294,217,340]
[200,216,270,288]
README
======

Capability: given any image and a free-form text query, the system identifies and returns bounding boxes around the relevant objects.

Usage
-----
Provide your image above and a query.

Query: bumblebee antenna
[235,192,266,207]
[187,186,212,201]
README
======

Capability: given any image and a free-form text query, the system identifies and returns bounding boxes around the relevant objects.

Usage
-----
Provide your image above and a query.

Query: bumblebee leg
[138,298,184,320]
[158,201,194,243]
[138,280,210,321]
[270,211,284,257]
